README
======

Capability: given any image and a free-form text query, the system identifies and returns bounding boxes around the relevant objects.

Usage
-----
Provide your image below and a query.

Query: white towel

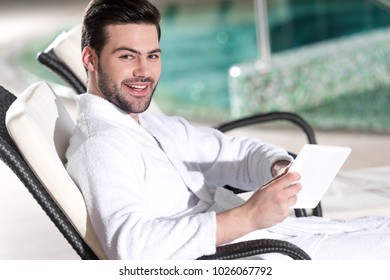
[270,215,390,236]
[267,216,390,259]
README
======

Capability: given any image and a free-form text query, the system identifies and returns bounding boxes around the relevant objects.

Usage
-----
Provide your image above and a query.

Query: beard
[97,63,157,114]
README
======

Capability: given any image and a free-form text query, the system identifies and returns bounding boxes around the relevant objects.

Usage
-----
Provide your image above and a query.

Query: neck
[130,113,140,123]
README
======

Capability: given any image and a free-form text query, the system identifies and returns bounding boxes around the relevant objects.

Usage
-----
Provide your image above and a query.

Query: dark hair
[82,0,161,56]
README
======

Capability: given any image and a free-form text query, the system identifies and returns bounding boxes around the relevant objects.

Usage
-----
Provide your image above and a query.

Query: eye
[148,54,160,60]
[120,54,135,60]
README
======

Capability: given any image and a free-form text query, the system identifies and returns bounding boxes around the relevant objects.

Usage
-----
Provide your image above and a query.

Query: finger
[285,181,302,195]
[260,171,300,191]
[286,171,301,182]
[274,171,301,188]
[287,194,299,207]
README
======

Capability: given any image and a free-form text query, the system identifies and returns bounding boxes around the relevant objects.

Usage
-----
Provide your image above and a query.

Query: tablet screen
[289,144,351,209]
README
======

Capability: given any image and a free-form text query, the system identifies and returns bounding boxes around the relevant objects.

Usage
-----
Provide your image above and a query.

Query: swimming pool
[156,0,390,128]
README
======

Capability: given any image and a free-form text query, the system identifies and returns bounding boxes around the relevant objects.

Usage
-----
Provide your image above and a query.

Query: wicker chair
[0,82,311,260]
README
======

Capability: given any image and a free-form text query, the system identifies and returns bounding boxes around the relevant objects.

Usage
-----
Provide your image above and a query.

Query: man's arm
[177,119,294,191]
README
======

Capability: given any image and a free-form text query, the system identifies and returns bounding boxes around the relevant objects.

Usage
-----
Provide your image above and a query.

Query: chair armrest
[198,238,311,260]
[215,111,317,144]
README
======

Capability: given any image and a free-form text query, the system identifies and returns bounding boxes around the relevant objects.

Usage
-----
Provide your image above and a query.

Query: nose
[133,58,150,78]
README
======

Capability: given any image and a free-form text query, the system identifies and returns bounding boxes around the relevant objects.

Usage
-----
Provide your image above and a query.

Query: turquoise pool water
[156,0,390,125]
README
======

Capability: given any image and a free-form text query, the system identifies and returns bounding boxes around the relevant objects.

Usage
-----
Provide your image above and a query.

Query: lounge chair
[0,81,311,260]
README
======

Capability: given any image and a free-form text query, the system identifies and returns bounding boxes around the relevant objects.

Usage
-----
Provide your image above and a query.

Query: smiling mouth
[126,84,147,90]
[124,82,151,96]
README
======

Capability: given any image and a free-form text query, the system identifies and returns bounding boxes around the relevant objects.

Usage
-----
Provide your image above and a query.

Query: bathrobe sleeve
[192,125,293,191]
[66,131,217,260]
[143,115,294,192]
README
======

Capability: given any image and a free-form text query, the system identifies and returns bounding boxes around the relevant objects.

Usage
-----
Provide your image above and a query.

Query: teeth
[128,84,146,89]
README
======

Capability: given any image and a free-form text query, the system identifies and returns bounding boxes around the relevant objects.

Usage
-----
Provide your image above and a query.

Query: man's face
[88,24,161,115]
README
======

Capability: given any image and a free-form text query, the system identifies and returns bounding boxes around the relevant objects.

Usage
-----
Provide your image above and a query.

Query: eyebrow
[112,47,162,55]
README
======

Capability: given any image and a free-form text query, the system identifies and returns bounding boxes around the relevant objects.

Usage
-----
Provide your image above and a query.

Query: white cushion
[47,25,87,86]
[5,81,107,259]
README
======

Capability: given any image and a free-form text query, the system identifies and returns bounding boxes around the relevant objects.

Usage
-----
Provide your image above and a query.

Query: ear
[82,47,97,72]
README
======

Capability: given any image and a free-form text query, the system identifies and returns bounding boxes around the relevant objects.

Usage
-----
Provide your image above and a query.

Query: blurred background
[4,0,390,132]
[0,0,389,259]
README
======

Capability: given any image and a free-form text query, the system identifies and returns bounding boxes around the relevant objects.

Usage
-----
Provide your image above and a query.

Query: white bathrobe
[65,93,292,259]
[66,93,390,260]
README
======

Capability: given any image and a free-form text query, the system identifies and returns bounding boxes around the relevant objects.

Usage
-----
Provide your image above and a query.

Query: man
[66,0,390,260]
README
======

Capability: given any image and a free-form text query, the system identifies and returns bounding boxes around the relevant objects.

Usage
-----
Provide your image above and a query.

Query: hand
[216,171,301,245]
[243,171,301,230]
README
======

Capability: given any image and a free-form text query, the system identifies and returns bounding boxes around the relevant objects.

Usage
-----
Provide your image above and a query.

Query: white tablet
[289,144,351,209]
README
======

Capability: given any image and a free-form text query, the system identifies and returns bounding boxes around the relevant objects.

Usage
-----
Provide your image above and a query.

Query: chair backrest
[45,25,87,89]
[5,81,107,260]
[0,84,96,259]
[37,24,163,114]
